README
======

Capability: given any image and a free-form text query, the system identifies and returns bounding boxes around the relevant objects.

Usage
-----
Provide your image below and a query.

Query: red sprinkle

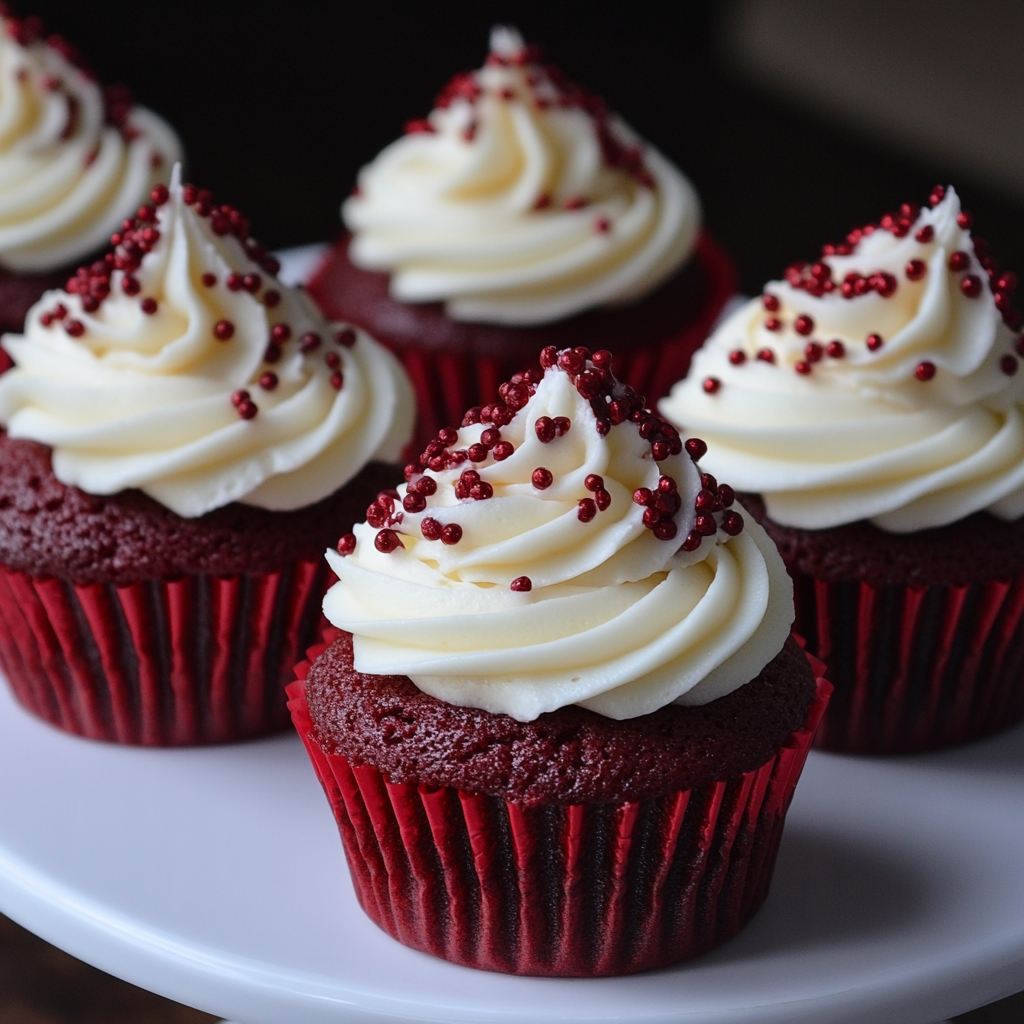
[794,315,814,336]
[258,371,278,390]
[65,320,85,338]
[915,361,936,381]
[765,317,782,332]
[905,259,926,281]
[703,377,721,394]
[805,342,823,363]
[729,349,747,365]
[441,523,463,545]
[375,529,401,553]
[337,533,357,555]
[214,320,235,341]
[866,333,884,352]
[263,290,281,308]
[510,576,532,592]
[721,510,744,536]
[684,437,707,461]
[492,441,514,461]
[585,474,604,492]
[532,467,553,489]
[1000,354,1018,376]
[335,327,357,347]
[140,297,157,315]
[915,225,934,243]
[948,251,970,272]
[960,274,983,298]
[762,294,780,312]
[421,518,442,541]
[201,272,216,287]
[578,498,597,522]
[756,348,776,363]
[150,184,169,206]
[795,360,812,375]
[237,398,258,419]
[826,340,845,358]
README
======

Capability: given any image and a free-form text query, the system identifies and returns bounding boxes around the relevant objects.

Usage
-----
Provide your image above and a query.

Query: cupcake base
[747,495,1024,753]
[308,234,735,448]
[0,264,68,337]
[287,633,830,976]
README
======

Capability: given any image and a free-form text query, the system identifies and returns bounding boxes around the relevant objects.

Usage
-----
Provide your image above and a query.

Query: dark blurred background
[1,0,1022,1020]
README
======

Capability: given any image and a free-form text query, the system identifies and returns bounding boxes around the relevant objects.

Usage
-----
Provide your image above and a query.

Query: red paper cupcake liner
[0,557,332,745]
[287,635,831,976]
[792,570,1024,753]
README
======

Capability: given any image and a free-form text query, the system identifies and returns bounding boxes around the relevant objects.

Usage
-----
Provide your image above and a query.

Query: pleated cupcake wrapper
[287,635,831,976]
[394,234,736,449]
[792,570,1024,753]
[0,558,331,746]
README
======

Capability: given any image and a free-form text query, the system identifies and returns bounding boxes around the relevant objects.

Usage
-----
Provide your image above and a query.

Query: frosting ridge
[0,165,415,518]
[343,26,700,326]
[660,187,1024,532]
[324,346,792,721]
[0,13,181,273]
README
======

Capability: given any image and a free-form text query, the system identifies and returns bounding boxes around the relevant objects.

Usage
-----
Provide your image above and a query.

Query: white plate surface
[0,677,1022,1024]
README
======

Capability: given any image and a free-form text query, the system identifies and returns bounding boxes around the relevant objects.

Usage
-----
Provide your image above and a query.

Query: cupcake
[0,165,414,745]
[287,346,830,976]
[308,26,734,447]
[0,9,180,337]
[660,186,1024,753]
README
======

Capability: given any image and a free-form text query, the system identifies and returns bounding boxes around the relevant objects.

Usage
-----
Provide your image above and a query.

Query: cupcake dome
[661,186,1024,751]
[0,9,181,331]
[309,27,735,445]
[289,345,830,975]
[0,166,415,745]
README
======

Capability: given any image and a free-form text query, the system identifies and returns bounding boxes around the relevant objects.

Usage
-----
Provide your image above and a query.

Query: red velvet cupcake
[661,186,1024,753]
[308,27,734,448]
[288,346,829,975]
[0,167,414,745]
[0,9,181,335]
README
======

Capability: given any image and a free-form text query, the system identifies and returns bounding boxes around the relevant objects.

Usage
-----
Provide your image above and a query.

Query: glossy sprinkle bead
[756,348,775,363]
[721,510,744,535]
[141,297,158,315]
[915,361,936,381]
[532,467,553,489]
[915,225,934,243]
[337,534,357,555]
[948,251,970,272]
[765,317,782,332]
[375,529,401,553]
[585,474,604,492]
[762,294,780,312]
[653,520,677,541]
[905,259,926,281]
[960,274,983,298]
[578,498,597,522]
[703,377,721,394]
[420,518,442,541]
[805,342,823,363]
[826,340,845,358]
[65,320,85,338]
[794,361,812,375]
[535,416,556,443]
[214,320,234,341]
[1000,354,1018,376]
[492,441,514,461]
[510,576,533,592]
[441,523,463,545]
[794,315,814,336]
[201,272,216,287]
[258,371,278,390]
[866,333,884,352]
[237,398,258,420]
[729,349,746,365]
[684,437,707,461]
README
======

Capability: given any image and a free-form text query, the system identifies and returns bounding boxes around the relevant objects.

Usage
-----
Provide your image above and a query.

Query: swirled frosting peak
[0,12,181,272]
[661,186,1024,532]
[0,165,415,517]
[323,346,792,721]
[342,26,701,326]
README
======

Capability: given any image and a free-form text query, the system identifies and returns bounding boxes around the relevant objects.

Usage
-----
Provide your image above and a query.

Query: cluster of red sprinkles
[339,346,744,582]
[401,35,654,237]
[32,175,355,420]
[702,185,1023,395]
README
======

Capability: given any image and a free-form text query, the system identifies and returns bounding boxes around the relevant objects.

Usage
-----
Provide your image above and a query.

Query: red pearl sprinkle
[337,533,356,555]
[595,488,611,511]
[421,518,442,541]
[492,441,514,461]
[765,317,782,332]
[237,398,258,419]
[653,520,678,541]
[535,416,556,443]
[1000,354,1018,376]
[866,333,884,352]
[553,416,570,436]
[226,273,243,291]
[271,324,291,343]
[141,297,157,315]
[794,315,814,336]
[585,474,604,492]
[756,348,776,363]
[948,251,970,272]
[594,216,611,233]
[150,184,169,206]
[122,275,141,296]
[242,273,261,293]
[915,225,934,243]
[794,360,812,375]
[231,390,249,407]
[680,530,702,552]
[335,328,356,347]
[330,372,344,390]
[906,259,927,281]
[960,274,983,298]
[532,467,553,489]
[201,272,216,287]
[703,377,721,394]
[929,186,945,206]
[300,331,322,353]
[592,349,612,369]
[805,342,823,363]
[915,361,936,381]
[325,351,341,369]
[684,437,707,461]
[633,488,653,506]
[721,510,744,536]
[214,320,235,341]
[762,294,780,312]
[264,342,282,363]
[821,340,843,359]
[403,491,427,513]
[729,349,747,365]
[578,498,597,522]
[375,529,401,553]
[510,576,532,592]
[480,427,501,448]
[263,290,281,308]
[441,523,463,545]
[65,320,85,337]
[694,514,717,537]
[957,211,974,229]
[564,196,588,210]
[258,371,278,390]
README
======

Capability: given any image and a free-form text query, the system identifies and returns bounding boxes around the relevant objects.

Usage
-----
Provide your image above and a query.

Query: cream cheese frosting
[323,346,792,721]
[0,165,415,518]
[342,26,701,327]
[660,187,1024,533]
[0,13,181,273]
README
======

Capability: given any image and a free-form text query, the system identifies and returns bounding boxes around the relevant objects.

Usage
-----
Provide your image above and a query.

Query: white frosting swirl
[342,26,701,326]
[0,165,415,518]
[660,188,1024,532]
[323,363,792,721]
[0,16,181,273]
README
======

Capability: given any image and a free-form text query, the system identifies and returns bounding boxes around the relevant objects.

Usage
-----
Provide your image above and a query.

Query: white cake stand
[0,675,1021,1024]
